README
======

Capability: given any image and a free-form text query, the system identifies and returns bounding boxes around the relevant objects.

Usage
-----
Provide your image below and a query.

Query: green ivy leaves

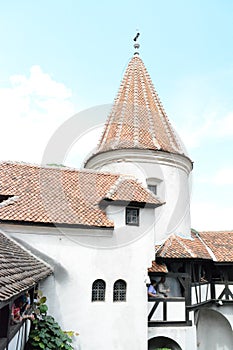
[26,291,75,350]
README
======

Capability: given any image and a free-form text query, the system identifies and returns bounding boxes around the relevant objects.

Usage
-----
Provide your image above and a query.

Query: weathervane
[133,31,140,55]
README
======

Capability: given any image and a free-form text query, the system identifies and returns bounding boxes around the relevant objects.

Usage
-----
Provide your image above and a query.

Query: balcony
[147,272,192,327]
[148,296,192,327]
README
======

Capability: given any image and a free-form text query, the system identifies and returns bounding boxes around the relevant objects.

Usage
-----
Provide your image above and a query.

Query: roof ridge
[138,61,161,150]
[174,234,196,258]
[157,233,175,257]
[0,161,122,177]
[104,174,140,199]
[104,176,128,198]
[197,232,217,261]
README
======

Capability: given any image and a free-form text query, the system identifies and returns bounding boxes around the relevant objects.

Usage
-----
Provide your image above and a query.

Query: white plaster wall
[148,325,197,350]
[209,305,233,330]
[147,301,186,322]
[105,205,156,247]
[196,308,233,350]
[215,284,233,301]
[2,211,155,350]
[191,284,211,304]
[85,149,192,242]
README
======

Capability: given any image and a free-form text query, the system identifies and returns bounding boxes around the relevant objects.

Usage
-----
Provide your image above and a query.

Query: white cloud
[193,167,233,186]
[191,200,233,231]
[171,71,233,151]
[65,126,103,168]
[213,112,233,137]
[10,66,72,99]
[212,167,233,185]
[178,111,233,150]
[178,117,213,149]
[0,66,75,163]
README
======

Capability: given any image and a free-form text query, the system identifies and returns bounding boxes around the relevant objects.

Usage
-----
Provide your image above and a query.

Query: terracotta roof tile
[93,56,185,157]
[200,231,233,262]
[0,162,163,227]
[0,230,52,301]
[103,176,162,206]
[156,232,212,260]
[148,260,168,273]
[155,230,233,263]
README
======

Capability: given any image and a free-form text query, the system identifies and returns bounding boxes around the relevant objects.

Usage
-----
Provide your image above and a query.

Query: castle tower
[85,45,193,242]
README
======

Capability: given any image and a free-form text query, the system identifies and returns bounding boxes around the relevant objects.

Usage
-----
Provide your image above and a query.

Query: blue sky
[0,0,232,230]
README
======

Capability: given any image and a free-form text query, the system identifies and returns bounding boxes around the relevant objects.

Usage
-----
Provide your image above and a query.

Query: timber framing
[148,259,233,327]
[148,271,191,326]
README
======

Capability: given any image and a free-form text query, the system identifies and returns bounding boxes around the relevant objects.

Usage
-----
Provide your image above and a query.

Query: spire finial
[133,31,140,55]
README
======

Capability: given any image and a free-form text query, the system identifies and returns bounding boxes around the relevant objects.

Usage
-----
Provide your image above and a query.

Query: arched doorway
[148,336,182,350]
[196,309,233,350]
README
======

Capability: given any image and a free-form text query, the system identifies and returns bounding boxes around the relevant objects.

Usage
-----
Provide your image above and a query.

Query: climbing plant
[25,291,76,350]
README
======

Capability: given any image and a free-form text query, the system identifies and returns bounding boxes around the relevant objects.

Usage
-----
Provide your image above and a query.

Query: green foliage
[26,292,75,350]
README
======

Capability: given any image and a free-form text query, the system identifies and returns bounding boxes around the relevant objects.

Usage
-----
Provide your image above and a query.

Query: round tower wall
[85,149,192,243]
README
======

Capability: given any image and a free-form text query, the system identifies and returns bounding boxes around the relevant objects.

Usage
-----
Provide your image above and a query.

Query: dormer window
[126,207,139,226]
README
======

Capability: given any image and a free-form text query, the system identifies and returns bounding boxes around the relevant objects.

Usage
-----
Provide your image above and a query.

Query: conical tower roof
[95,55,184,156]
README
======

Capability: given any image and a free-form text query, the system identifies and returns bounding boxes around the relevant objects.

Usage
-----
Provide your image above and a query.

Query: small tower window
[113,280,127,302]
[126,207,139,226]
[92,279,106,301]
[148,184,157,195]
[147,178,162,198]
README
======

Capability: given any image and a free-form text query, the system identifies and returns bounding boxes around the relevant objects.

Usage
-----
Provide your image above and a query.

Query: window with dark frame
[92,279,106,301]
[113,280,127,302]
[126,207,139,226]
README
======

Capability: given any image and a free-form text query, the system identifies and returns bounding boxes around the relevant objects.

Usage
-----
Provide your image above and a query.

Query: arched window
[92,279,106,301]
[113,279,127,302]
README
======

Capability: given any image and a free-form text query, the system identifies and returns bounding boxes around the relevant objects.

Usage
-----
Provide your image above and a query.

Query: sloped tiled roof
[155,230,233,262]
[93,55,185,157]
[0,230,52,301]
[156,231,212,260]
[148,260,168,273]
[0,162,162,227]
[200,231,233,262]
[103,176,163,206]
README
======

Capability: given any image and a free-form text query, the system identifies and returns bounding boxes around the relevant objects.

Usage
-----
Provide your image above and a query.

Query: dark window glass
[0,304,9,338]
[92,279,106,301]
[113,280,127,302]
[126,208,139,226]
